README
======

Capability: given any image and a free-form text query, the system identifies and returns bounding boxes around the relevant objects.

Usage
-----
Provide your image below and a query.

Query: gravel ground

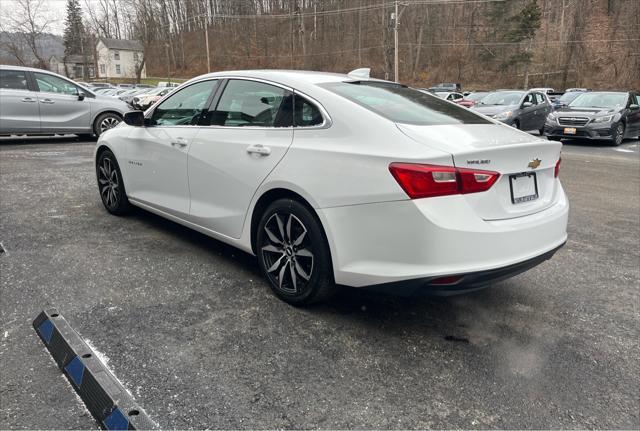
[1,136,639,429]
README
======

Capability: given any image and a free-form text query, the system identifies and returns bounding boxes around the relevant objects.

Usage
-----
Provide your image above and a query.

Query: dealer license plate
[510,172,538,204]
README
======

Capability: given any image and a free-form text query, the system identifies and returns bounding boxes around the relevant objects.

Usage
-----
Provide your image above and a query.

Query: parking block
[33,308,157,430]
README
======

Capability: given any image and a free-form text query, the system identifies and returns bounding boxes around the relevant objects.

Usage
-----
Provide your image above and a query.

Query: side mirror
[78,91,86,101]
[522,101,534,108]
[123,111,145,127]
[630,104,640,111]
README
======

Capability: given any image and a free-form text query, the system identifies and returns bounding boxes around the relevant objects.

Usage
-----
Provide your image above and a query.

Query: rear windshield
[321,81,490,125]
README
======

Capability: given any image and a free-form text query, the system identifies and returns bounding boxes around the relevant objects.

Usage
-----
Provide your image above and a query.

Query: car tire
[96,149,131,215]
[256,198,336,305]
[94,112,122,137]
[611,122,625,146]
[538,128,545,136]
[513,120,520,130]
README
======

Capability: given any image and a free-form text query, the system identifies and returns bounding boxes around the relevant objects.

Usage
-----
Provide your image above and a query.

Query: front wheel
[256,199,336,305]
[96,150,131,215]
[611,122,625,146]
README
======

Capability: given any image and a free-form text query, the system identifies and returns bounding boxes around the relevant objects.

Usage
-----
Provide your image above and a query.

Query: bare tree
[0,0,52,68]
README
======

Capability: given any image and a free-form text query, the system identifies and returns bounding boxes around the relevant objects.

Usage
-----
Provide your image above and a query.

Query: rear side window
[0,70,29,91]
[294,95,323,127]
[321,82,490,125]
[211,80,290,127]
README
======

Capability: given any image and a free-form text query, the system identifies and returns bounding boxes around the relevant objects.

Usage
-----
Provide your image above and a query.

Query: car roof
[188,69,395,95]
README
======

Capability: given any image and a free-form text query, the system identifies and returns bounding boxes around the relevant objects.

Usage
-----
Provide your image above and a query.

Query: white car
[95,70,568,304]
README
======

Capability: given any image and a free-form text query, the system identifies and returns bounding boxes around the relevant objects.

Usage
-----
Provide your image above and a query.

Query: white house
[96,37,146,80]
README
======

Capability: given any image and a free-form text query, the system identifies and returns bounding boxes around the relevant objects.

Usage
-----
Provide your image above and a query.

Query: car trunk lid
[397,123,562,220]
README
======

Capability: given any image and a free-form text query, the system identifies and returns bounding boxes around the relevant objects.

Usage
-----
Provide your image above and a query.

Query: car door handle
[21,97,36,103]
[247,144,271,156]
[40,99,55,104]
[171,138,188,148]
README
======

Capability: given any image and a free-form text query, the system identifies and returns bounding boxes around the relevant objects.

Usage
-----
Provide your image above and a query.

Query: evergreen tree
[62,0,86,77]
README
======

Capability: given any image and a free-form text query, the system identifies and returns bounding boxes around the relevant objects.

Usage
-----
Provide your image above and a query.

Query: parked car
[94,70,567,305]
[457,91,489,108]
[88,82,114,89]
[565,88,589,93]
[429,82,461,92]
[552,89,588,110]
[157,81,180,88]
[543,91,640,145]
[433,91,465,102]
[0,65,130,138]
[132,87,174,110]
[119,88,153,105]
[472,90,552,133]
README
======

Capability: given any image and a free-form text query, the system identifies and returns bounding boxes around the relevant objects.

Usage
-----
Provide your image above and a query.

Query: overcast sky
[0,0,102,35]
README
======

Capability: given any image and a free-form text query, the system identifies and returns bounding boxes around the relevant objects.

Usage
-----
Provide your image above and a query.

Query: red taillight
[389,163,500,199]
[554,157,561,178]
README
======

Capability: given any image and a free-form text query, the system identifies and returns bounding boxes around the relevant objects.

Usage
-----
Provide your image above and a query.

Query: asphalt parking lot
[1,135,639,429]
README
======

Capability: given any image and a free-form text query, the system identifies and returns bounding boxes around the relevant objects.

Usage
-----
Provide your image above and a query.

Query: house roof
[99,37,143,51]
[49,54,94,64]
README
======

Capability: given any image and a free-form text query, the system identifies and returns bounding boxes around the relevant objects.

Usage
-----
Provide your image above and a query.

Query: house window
[133,52,139,61]
[114,50,120,60]
[100,64,106,74]
[115,64,121,75]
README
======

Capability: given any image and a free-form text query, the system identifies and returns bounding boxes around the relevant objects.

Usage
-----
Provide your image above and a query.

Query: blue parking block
[64,356,85,387]
[38,319,54,345]
[103,408,129,430]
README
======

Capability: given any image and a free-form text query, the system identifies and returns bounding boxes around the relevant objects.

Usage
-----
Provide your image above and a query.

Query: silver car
[0,65,130,138]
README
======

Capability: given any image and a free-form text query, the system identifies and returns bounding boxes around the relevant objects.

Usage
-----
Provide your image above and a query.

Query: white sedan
[95,69,568,304]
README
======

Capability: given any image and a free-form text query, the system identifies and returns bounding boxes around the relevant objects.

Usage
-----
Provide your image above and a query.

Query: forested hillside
[129,0,639,89]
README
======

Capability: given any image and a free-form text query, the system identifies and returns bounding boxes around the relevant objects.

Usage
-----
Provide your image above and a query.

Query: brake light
[389,163,500,199]
[554,157,561,178]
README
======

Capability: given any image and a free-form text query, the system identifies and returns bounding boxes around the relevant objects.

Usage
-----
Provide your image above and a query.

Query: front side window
[322,82,490,125]
[211,80,289,127]
[33,72,79,95]
[150,79,218,126]
[0,70,29,90]
[534,93,546,104]
[523,93,537,105]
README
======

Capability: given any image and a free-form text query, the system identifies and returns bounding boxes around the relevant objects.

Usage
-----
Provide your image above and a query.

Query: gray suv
[472,90,552,134]
[0,65,130,138]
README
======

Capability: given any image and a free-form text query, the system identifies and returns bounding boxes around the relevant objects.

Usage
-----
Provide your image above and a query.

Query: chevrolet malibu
[95,70,568,304]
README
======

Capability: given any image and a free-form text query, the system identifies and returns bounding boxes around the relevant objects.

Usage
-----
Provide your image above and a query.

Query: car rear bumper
[318,184,569,288]
[364,242,564,296]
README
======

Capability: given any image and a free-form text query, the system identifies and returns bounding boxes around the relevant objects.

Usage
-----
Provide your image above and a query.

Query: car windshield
[478,91,523,106]
[558,92,584,103]
[568,92,627,108]
[434,92,449,98]
[321,81,490,125]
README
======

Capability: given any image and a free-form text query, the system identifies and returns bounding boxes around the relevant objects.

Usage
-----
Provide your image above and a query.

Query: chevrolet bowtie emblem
[528,158,542,169]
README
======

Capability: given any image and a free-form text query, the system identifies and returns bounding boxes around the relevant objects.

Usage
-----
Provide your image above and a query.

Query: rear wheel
[611,122,625,146]
[96,150,131,215]
[94,113,121,137]
[256,199,336,305]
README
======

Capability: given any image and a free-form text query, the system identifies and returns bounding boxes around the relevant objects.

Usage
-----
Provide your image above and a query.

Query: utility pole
[393,0,399,83]
[165,43,171,84]
[204,6,211,73]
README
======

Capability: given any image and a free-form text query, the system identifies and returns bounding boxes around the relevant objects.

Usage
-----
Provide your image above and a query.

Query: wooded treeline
[3,0,639,89]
